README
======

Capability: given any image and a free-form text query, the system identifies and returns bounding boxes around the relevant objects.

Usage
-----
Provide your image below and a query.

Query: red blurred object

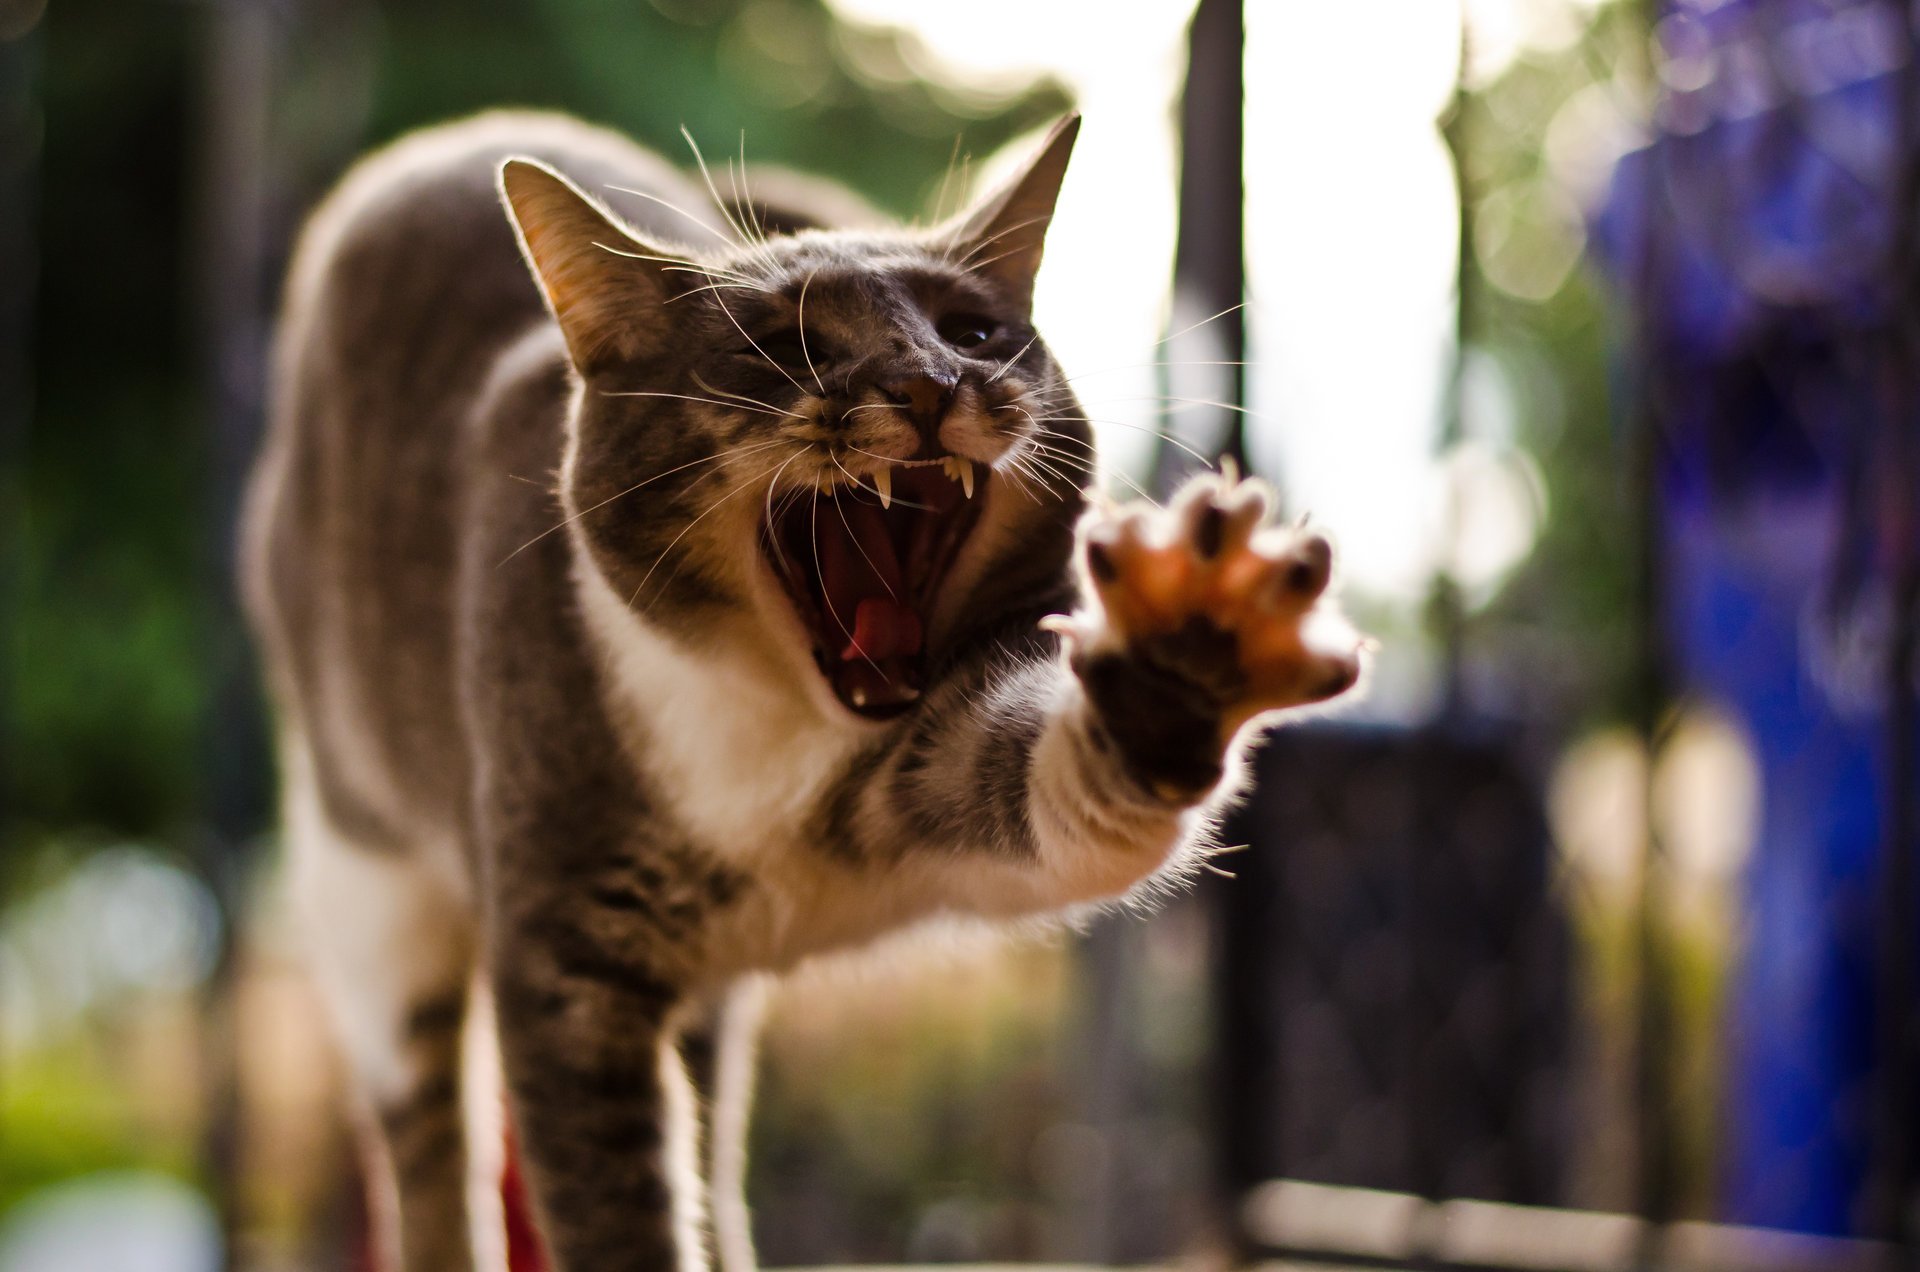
[503,1127,550,1272]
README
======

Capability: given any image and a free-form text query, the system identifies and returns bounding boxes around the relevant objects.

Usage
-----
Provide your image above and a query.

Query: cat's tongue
[817,499,922,708]
[817,499,917,652]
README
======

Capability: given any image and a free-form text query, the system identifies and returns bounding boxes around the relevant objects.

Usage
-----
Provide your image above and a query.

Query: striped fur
[242,110,1362,1272]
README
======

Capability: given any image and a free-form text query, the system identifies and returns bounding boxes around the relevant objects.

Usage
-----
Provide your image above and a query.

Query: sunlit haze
[825,0,1595,714]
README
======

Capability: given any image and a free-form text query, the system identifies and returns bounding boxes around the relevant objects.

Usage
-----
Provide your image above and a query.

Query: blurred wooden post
[0,0,44,905]
[1151,0,1245,497]
[191,0,287,1260]
[1160,0,1253,1258]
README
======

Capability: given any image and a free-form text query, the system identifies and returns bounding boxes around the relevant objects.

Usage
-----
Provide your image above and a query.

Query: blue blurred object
[1595,0,1913,1236]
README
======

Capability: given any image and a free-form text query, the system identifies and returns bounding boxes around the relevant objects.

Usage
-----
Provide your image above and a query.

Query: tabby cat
[240,109,1365,1272]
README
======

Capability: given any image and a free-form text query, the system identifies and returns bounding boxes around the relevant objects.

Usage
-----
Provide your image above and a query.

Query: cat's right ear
[499,158,681,375]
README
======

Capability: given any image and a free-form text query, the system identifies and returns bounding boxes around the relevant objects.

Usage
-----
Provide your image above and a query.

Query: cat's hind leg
[285,762,479,1272]
[678,981,767,1272]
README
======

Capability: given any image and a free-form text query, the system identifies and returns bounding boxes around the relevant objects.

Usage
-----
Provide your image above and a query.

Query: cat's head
[500,118,1091,721]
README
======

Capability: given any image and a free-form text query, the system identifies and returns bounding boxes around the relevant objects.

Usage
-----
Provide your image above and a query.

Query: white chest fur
[572,547,870,866]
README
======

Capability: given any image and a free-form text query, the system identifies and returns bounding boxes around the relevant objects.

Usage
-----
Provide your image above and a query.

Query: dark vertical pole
[1432,23,1472,722]
[1867,6,1920,1260]
[0,8,43,907]
[191,0,285,1260]
[1169,0,1253,1256]
[1153,0,1245,496]
[1075,920,1140,1263]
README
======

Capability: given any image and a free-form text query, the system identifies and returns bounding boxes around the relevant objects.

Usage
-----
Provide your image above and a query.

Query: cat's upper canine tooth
[873,466,893,510]
[944,456,976,499]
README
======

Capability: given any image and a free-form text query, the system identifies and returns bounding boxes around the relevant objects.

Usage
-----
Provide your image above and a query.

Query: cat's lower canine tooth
[873,467,892,510]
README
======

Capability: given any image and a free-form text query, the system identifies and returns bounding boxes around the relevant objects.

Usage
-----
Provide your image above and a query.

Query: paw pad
[1053,469,1369,733]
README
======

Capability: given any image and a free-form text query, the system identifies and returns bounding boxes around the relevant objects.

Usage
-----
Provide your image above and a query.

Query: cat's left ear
[942,114,1080,312]
[499,158,684,375]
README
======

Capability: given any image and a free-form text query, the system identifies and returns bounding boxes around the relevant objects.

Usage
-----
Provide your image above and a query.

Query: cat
[239,108,1366,1272]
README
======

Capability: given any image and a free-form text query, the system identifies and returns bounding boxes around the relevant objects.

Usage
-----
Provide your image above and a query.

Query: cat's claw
[1058,468,1369,736]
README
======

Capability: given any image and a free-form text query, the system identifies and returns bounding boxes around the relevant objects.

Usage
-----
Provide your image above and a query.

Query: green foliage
[1452,4,1646,727]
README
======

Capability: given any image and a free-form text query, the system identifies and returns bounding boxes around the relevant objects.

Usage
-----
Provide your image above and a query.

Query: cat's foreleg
[1028,468,1366,895]
[872,469,1365,911]
[289,824,477,1272]
[489,892,702,1272]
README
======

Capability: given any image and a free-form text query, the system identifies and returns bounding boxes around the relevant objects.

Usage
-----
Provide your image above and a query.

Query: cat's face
[504,120,1091,720]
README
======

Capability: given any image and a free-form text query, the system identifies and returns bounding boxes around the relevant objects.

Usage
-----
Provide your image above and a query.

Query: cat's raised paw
[1049,469,1370,736]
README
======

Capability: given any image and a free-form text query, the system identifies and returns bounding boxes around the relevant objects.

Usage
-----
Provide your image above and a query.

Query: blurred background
[3,0,1918,1269]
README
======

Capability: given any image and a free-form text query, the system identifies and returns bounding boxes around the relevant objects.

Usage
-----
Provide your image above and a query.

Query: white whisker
[632,450,791,610]
[796,271,827,397]
[503,437,786,568]
[601,185,735,246]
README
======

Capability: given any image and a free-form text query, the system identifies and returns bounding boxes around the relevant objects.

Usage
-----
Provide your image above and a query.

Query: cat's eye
[937,313,999,352]
[751,328,814,368]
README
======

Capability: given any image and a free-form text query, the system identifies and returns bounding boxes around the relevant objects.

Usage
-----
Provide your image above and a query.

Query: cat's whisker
[1024,411,1217,469]
[632,450,792,610]
[663,280,778,305]
[602,184,735,246]
[1066,393,1265,420]
[945,214,1050,270]
[796,271,827,397]
[930,134,967,226]
[956,242,1039,278]
[986,332,1040,384]
[688,372,810,421]
[499,439,788,567]
[828,456,900,602]
[1000,449,1070,501]
[730,139,774,253]
[761,451,806,579]
[679,124,759,255]
[1063,359,1254,382]
[809,486,890,685]
[1016,442,1100,493]
[658,264,773,290]
[1028,429,1161,505]
[601,388,803,420]
[588,244,760,292]
[1158,301,1247,346]
[606,253,758,286]
[704,275,813,399]
[994,452,1045,503]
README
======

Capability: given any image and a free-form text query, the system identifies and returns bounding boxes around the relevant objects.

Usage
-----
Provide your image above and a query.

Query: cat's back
[242,111,714,851]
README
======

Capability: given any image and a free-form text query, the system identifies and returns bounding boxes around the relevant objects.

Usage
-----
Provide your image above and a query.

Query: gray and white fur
[241,109,1365,1272]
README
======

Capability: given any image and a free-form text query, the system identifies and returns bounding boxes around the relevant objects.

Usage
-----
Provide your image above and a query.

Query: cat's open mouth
[764,459,987,719]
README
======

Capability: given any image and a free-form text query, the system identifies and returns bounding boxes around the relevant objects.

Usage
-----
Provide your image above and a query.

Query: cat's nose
[879,370,958,448]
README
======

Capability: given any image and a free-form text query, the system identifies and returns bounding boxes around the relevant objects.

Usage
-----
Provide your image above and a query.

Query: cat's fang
[943,456,975,499]
[873,466,892,510]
